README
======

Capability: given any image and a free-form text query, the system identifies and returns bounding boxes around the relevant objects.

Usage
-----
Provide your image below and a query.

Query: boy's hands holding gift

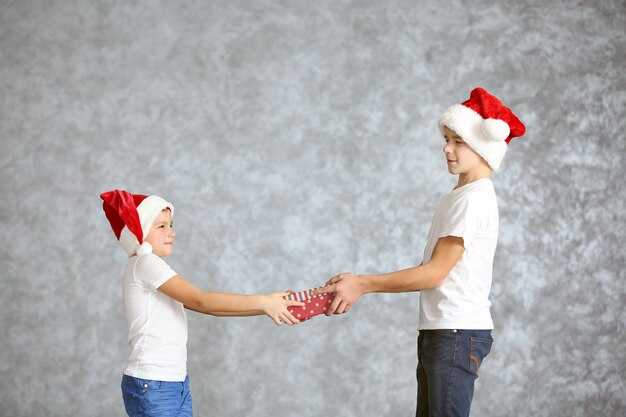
[261,292,305,325]
[313,272,365,315]
[281,271,369,321]
[283,288,335,322]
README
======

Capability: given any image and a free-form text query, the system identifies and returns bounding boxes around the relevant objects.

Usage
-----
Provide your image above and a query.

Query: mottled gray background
[1,0,624,416]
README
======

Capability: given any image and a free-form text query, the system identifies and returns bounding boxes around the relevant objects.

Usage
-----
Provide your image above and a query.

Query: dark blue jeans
[416,329,493,417]
[121,374,193,417]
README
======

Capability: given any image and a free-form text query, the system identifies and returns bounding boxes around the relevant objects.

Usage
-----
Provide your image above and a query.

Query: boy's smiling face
[144,209,175,257]
[442,126,487,175]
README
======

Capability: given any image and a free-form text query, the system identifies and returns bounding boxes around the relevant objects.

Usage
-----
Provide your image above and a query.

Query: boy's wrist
[255,294,269,312]
[357,274,375,294]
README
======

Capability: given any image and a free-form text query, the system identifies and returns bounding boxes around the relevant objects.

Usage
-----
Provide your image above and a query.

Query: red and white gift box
[284,287,334,321]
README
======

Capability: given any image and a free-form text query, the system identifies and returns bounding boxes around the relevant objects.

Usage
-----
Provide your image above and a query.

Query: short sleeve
[134,254,178,291]
[437,196,481,248]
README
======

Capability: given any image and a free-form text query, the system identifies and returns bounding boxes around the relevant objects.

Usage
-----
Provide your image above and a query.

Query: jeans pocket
[121,377,139,416]
[468,336,493,374]
[122,393,137,417]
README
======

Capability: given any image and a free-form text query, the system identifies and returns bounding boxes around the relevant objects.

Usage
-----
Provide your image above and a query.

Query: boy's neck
[455,165,493,189]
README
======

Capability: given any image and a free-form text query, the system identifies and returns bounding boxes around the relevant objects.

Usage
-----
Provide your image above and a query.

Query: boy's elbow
[422,264,448,289]
[432,273,447,288]
[187,293,212,314]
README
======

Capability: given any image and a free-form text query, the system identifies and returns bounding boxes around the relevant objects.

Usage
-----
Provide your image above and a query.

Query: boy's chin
[154,248,173,257]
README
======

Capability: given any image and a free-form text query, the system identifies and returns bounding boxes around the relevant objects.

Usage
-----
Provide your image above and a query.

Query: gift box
[284,287,334,321]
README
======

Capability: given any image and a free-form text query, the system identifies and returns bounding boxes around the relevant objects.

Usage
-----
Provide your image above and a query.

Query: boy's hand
[313,273,363,315]
[260,293,305,325]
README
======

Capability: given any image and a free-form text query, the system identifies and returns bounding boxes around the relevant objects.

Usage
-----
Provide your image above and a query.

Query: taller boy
[315,87,525,417]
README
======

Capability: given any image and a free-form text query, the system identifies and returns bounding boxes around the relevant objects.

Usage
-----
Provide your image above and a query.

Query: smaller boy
[315,87,526,417]
[101,190,304,416]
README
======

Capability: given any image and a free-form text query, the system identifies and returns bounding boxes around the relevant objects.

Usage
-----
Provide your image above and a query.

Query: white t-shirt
[419,178,498,330]
[122,253,187,381]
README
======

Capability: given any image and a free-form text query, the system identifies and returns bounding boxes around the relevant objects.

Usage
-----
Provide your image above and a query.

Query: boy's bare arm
[183,305,263,316]
[362,236,464,293]
[314,236,464,314]
[208,311,264,316]
[159,276,263,313]
[158,276,304,324]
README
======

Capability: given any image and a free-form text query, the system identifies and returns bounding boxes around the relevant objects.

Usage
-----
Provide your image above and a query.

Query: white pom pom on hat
[136,242,153,256]
[100,190,174,257]
[438,87,526,170]
[482,118,510,142]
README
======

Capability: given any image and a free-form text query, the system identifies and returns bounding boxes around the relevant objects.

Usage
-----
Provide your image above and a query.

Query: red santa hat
[100,189,174,257]
[438,87,526,170]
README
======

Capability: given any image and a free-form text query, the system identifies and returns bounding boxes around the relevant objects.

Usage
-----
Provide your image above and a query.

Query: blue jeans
[121,374,193,417]
[416,329,493,417]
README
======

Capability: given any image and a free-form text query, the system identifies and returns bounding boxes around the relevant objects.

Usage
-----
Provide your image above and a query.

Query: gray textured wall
[1,0,624,416]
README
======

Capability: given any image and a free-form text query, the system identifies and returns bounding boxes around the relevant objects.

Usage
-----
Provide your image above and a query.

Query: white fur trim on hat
[118,195,174,257]
[438,104,508,170]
